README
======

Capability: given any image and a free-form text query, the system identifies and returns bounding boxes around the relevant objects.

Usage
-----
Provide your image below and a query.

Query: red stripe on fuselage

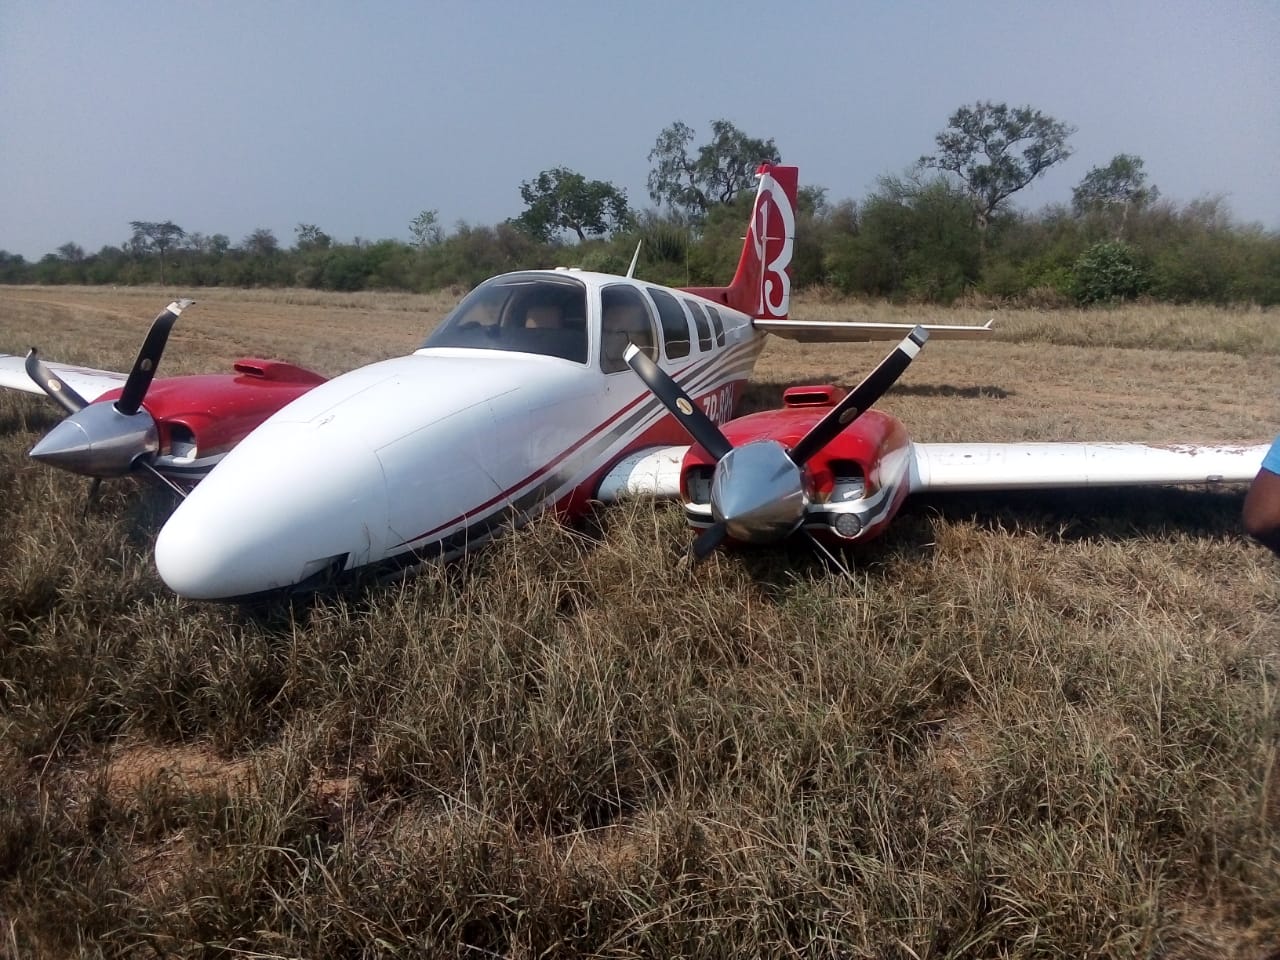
[392,338,764,549]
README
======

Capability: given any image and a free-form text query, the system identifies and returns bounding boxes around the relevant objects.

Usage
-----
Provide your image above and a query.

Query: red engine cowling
[681,385,913,544]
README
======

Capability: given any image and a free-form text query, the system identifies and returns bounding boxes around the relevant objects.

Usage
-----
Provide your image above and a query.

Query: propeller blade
[787,326,929,467]
[24,348,88,415]
[83,477,103,517]
[115,298,194,416]
[624,343,733,462]
[691,522,727,560]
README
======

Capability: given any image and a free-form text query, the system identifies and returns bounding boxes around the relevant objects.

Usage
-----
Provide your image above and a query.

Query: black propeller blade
[624,343,733,461]
[691,521,727,559]
[787,325,928,466]
[24,348,89,415]
[115,298,193,416]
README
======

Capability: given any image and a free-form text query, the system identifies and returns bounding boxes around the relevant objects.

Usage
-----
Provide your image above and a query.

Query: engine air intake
[783,384,846,408]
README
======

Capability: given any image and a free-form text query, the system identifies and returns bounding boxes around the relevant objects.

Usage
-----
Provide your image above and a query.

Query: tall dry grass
[0,288,1277,957]
[795,296,1280,357]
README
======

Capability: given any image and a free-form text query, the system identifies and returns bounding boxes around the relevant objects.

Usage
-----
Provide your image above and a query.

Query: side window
[683,299,713,351]
[648,287,691,360]
[705,306,727,347]
[509,286,589,363]
[600,284,659,374]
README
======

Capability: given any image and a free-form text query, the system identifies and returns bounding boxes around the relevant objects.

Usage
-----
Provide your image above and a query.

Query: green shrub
[1071,240,1149,305]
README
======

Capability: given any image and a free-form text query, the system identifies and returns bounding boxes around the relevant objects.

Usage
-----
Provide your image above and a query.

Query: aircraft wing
[908,441,1267,492]
[755,318,993,342]
[595,444,689,501]
[0,353,128,403]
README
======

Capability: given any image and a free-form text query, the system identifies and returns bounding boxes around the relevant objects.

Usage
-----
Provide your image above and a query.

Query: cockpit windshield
[422,273,589,363]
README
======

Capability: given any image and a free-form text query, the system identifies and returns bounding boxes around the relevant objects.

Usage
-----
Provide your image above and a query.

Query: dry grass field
[1,285,1278,958]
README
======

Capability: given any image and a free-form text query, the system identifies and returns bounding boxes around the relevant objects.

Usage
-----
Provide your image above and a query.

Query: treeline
[815,178,1280,306]
[0,224,557,295]
[4,108,1277,306]
[6,192,1274,307]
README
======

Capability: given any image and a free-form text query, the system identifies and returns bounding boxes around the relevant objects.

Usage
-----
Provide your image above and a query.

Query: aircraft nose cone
[154,421,389,600]
[29,404,158,477]
[29,417,93,471]
[711,441,806,543]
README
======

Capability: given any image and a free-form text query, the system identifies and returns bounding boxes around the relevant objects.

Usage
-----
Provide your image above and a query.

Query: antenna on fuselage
[625,241,642,279]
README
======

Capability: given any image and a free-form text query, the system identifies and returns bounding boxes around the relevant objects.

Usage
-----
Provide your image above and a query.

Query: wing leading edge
[755,318,993,343]
[0,354,127,404]
[595,444,689,501]
[909,442,1268,493]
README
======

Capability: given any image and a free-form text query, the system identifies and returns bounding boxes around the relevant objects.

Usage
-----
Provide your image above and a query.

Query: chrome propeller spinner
[25,299,195,499]
[624,325,928,558]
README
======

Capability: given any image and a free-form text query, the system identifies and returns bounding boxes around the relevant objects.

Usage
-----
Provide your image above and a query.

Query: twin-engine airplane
[1,165,1268,600]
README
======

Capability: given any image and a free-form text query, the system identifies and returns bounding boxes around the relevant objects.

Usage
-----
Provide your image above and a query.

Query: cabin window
[705,305,728,347]
[600,285,659,373]
[683,299,714,351]
[648,287,691,360]
[422,273,588,363]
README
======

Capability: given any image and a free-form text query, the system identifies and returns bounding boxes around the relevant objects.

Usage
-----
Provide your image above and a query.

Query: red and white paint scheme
[679,388,1268,548]
[0,164,1267,600]
[0,308,327,490]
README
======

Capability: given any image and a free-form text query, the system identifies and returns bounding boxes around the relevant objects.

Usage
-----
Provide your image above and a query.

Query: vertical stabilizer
[682,164,798,320]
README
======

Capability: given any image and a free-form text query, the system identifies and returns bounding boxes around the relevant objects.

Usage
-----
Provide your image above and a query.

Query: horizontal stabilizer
[755,318,993,343]
[909,441,1268,493]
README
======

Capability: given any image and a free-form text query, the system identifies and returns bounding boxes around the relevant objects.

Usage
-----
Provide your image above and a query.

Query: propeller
[625,325,928,557]
[115,298,190,415]
[25,299,194,498]
[25,348,89,415]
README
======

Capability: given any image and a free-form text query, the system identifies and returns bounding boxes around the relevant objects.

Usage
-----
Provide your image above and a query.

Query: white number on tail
[753,171,795,318]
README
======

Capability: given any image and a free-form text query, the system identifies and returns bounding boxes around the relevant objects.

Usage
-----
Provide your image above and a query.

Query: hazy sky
[2,0,1276,259]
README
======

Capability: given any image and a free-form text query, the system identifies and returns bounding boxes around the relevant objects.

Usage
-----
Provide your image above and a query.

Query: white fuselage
[154,270,764,599]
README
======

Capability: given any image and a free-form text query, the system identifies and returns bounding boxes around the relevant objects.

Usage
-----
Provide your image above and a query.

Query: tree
[241,228,279,257]
[1072,154,1159,238]
[514,167,631,243]
[409,209,444,248]
[797,185,828,218]
[647,119,780,220]
[833,173,981,302]
[56,242,85,263]
[0,250,28,283]
[1071,240,1149,304]
[294,223,332,252]
[128,220,186,283]
[921,101,1074,232]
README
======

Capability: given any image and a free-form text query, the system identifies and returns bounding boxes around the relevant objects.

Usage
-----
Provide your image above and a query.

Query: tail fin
[682,163,798,320]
